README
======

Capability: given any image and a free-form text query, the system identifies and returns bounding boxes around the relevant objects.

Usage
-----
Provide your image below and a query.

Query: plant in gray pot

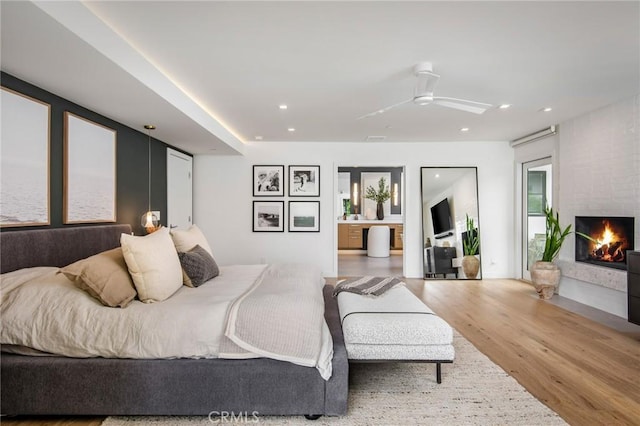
[462,214,480,279]
[530,206,572,299]
[364,177,391,220]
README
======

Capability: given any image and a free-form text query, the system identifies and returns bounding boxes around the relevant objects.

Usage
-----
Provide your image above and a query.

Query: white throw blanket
[219,264,333,380]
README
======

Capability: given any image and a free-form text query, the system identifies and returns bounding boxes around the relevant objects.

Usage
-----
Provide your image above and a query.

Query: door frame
[521,157,553,280]
[333,162,406,278]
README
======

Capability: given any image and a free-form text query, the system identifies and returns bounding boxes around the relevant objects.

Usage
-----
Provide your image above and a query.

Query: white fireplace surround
[557,259,626,292]
[555,94,638,317]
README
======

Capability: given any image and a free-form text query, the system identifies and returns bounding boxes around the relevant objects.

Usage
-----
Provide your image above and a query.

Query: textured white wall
[194,141,514,278]
[556,94,640,318]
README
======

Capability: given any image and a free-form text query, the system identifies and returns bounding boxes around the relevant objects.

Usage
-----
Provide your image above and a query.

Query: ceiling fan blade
[432,97,492,114]
[357,98,413,120]
[415,70,440,95]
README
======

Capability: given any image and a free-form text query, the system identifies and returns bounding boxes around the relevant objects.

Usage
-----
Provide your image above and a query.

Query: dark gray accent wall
[338,166,403,215]
[1,72,192,236]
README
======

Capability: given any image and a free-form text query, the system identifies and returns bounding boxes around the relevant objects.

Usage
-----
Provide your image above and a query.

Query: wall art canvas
[289,201,320,232]
[253,201,284,232]
[253,165,284,196]
[289,165,320,197]
[0,87,50,227]
[64,112,117,223]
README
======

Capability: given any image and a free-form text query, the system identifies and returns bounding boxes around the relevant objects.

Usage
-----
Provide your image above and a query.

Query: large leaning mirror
[421,167,481,279]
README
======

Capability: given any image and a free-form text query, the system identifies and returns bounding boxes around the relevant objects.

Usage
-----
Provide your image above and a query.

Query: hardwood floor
[5,278,640,426]
[337,251,403,277]
[404,278,640,426]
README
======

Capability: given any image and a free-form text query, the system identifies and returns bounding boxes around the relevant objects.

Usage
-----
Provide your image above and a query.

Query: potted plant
[462,214,480,279]
[364,177,391,220]
[530,206,572,299]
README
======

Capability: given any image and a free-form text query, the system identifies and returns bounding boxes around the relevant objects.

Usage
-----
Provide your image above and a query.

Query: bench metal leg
[436,363,442,384]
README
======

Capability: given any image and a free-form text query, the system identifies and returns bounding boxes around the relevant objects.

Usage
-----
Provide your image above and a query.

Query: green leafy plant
[364,177,391,204]
[343,199,351,215]
[541,206,572,262]
[463,214,480,256]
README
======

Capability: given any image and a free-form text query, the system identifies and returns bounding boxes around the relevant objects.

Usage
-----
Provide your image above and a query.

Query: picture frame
[253,201,285,232]
[0,87,51,227]
[288,165,320,197]
[288,201,320,232]
[64,112,117,224]
[253,165,284,196]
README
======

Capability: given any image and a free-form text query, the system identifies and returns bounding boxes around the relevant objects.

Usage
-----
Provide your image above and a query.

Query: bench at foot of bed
[336,284,454,384]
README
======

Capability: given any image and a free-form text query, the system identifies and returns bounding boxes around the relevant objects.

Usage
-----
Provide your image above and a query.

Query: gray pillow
[177,245,219,287]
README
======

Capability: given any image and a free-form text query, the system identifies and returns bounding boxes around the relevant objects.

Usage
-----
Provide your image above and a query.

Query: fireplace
[575,216,635,270]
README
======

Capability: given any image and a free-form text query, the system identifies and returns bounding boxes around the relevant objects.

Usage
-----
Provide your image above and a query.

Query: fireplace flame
[589,221,626,263]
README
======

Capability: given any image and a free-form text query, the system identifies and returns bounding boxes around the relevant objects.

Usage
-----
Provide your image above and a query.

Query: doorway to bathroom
[336,166,405,278]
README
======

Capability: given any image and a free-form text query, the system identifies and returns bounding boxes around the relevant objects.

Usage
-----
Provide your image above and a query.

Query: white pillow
[170,224,213,256]
[120,227,183,303]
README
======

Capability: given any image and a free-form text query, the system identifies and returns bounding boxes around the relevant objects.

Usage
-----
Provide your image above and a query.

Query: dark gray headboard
[0,224,132,274]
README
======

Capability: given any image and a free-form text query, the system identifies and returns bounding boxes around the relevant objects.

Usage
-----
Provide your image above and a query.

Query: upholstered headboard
[0,224,132,274]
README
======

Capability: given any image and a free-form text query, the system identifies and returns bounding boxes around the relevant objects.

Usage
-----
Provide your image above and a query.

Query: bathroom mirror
[421,167,481,279]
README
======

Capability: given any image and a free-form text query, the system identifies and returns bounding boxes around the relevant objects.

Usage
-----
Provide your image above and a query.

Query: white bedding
[1,264,332,374]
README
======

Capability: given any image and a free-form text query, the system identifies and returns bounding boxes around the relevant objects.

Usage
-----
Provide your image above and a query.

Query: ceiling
[2,1,638,155]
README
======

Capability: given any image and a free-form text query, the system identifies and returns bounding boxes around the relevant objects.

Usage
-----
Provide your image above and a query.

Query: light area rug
[103,332,566,426]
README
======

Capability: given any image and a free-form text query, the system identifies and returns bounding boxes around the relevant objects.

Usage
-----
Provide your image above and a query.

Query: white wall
[194,141,514,278]
[555,94,640,318]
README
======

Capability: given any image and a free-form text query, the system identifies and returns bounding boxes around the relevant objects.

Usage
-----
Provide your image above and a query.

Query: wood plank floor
[405,278,640,426]
[4,278,640,426]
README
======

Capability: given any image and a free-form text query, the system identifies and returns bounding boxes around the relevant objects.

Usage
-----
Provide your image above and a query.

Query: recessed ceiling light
[541,107,553,112]
[498,104,511,109]
[460,127,470,132]
[255,136,263,140]
[279,104,288,110]
[435,174,440,178]
[288,128,295,132]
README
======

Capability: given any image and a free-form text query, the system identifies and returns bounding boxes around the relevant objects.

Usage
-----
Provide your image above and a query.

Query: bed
[0,224,348,417]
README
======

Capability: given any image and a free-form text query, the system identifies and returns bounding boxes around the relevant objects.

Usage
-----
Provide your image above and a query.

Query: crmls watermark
[208,411,260,423]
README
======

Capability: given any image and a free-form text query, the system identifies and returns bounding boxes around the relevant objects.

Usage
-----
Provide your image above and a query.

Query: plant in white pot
[530,206,572,299]
[462,214,480,279]
[364,177,391,220]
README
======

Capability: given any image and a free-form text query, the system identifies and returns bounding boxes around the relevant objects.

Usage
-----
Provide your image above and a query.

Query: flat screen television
[430,198,453,235]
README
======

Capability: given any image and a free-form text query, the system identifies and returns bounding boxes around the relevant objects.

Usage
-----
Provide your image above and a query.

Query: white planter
[530,261,561,300]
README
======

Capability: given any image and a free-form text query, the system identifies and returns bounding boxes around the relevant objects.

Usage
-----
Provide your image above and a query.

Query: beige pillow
[60,248,137,308]
[120,227,183,303]
[170,224,213,256]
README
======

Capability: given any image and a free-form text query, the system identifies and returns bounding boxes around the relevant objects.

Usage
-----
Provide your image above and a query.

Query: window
[527,171,546,215]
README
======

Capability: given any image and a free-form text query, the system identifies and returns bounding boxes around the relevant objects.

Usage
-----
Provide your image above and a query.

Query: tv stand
[434,231,454,240]
[424,246,458,278]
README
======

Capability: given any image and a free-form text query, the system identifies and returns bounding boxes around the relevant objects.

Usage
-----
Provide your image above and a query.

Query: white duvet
[0,264,273,359]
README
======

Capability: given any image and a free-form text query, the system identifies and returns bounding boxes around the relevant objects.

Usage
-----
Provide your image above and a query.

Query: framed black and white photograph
[64,112,117,224]
[253,201,284,232]
[288,201,320,232]
[288,165,320,197]
[0,87,51,227]
[253,165,284,196]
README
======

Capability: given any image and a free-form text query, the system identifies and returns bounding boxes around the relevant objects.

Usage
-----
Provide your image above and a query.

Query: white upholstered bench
[337,285,454,383]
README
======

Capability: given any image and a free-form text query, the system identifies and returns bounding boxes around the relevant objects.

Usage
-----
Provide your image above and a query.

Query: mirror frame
[420,166,482,280]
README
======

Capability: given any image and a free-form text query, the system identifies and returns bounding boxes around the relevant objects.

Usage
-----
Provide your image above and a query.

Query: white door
[167,148,192,230]
[522,157,552,280]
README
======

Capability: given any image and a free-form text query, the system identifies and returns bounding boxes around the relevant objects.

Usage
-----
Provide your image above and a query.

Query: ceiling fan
[357,62,492,119]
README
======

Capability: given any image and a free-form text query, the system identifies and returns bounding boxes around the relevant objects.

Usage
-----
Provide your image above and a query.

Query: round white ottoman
[367,226,390,257]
